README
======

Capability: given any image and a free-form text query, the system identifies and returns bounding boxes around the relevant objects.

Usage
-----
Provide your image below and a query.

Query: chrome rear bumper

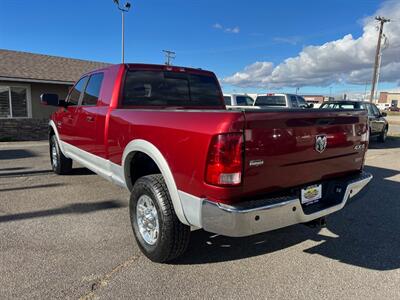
[201,172,372,237]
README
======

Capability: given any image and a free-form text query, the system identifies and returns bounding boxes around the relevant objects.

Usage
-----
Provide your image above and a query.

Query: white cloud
[213,23,223,29]
[273,36,303,45]
[224,0,400,88]
[213,23,240,34]
[225,26,240,34]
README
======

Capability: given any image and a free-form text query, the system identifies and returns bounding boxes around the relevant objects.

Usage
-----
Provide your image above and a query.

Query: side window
[245,96,254,105]
[290,96,299,107]
[82,73,104,106]
[366,104,374,116]
[236,96,247,105]
[371,104,380,116]
[223,96,231,105]
[297,96,307,107]
[68,77,88,105]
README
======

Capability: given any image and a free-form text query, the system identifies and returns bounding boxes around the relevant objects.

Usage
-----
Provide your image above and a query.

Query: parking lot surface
[1,137,400,299]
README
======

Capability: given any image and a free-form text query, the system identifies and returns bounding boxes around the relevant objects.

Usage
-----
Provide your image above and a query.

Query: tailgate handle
[316,118,335,125]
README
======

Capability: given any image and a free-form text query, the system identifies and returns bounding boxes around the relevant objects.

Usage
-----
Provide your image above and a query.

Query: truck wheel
[50,135,72,174]
[377,126,388,143]
[129,174,190,263]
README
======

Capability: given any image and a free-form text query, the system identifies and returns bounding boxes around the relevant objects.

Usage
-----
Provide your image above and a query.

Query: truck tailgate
[243,110,368,197]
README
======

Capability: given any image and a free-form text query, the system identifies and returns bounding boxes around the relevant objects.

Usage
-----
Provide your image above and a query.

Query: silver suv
[254,93,312,108]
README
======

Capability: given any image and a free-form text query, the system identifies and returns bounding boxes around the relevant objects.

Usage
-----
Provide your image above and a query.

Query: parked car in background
[320,100,389,142]
[376,103,390,111]
[41,64,372,262]
[388,105,400,112]
[304,99,322,108]
[254,93,313,108]
[223,93,255,106]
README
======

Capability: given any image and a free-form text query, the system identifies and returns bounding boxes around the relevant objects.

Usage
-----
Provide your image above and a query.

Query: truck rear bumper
[201,171,372,237]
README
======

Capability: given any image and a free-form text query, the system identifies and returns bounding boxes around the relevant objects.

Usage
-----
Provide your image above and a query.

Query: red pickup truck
[41,63,372,262]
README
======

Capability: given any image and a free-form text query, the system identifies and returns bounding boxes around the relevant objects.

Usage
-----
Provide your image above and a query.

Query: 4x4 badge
[315,135,327,153]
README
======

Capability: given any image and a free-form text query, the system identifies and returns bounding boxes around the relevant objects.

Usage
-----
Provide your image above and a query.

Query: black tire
[50,135,72,174]
[129,174,190,263]
[377,126,388,143]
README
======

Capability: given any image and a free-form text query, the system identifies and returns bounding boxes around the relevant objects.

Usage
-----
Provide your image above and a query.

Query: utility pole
[163,50,176,66]
[369,16,390,102]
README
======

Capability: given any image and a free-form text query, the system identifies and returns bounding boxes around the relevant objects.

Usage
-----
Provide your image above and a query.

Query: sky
[0,0,399,98]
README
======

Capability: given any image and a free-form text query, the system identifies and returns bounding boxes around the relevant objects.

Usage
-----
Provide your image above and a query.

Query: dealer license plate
[301,184,322,205]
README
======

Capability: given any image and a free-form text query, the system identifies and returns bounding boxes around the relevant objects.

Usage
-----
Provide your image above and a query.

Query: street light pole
[122,10,125,64]
[113,0,131,64]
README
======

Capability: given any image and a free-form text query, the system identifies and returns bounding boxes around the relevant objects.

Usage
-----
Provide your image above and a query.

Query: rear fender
[122,139,189,225]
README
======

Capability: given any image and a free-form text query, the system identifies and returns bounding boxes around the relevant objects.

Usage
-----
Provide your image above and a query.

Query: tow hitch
[303,217,327,228]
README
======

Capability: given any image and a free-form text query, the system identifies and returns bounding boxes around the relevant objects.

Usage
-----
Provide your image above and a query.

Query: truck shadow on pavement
[0,149,37,160]
[175,165,400,271]
[0,200,126,223]
[368,136,400,149]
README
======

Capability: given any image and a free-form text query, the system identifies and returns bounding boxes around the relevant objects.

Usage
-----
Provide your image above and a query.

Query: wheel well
[49,126,55,140]
[128,152,161,188]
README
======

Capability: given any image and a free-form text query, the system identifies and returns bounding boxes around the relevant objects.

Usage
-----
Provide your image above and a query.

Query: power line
[369,16,390,102]
[162,50,176,66]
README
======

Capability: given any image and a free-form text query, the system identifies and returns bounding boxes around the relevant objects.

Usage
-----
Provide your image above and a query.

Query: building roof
[0,49,111,85]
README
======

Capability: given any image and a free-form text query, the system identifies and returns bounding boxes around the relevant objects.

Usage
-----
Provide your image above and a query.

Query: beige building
[0,49,109,140]
[378,92,400,108]
[302,95,334,104]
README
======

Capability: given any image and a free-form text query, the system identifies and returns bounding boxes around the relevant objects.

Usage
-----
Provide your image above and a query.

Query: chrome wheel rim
[51,143,58,168]
[136,195,159,245]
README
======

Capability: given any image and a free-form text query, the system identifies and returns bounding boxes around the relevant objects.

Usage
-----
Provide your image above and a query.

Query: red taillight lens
[205,133,243,186]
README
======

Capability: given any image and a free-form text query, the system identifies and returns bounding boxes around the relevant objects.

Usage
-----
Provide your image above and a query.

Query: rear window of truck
[122,70,222,107]
[256,95,286,106]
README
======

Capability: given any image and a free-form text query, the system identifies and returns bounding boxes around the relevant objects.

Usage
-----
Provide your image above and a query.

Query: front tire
[378,126,388,143]
[50,135,72,174]
[129,174,190,263]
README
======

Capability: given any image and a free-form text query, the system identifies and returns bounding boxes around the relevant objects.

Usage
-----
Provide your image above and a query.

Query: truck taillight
[205,133,243,186]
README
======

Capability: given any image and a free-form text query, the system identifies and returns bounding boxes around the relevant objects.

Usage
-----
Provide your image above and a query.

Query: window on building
[82,73,104,106]
[0,85,30,118]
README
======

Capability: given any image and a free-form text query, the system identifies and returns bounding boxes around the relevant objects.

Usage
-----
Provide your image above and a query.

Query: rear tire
[378,126,388,143]
[50,135,72,174]
[129,174,190,263]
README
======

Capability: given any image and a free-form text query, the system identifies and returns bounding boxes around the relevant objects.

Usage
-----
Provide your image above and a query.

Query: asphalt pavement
[0,137,399,299]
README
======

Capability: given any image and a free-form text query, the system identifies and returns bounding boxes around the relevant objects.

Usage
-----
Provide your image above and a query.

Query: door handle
[86,116,95,122]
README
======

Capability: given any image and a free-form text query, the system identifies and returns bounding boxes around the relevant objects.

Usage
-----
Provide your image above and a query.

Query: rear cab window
[256,95,287,107]
[122,69,223,108]
[320,102,365,110]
